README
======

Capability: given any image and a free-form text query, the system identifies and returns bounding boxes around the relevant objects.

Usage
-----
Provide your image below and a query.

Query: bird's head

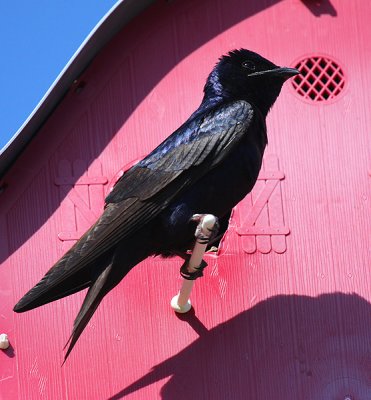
[204,49,299,115]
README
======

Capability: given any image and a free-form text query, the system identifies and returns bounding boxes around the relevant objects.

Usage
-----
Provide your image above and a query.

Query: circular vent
[292,55,345,102]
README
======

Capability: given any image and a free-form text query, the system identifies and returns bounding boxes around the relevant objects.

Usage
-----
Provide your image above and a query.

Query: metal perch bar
[171,214,217,313]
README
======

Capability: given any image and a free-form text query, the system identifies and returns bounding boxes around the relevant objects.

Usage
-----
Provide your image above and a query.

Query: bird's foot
[191,214,220,244]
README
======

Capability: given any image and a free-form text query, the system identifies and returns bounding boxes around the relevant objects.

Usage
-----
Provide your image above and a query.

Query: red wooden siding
[1,0,370,399]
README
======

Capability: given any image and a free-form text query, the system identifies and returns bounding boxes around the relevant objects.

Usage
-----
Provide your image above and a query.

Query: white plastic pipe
[171,214,217,313]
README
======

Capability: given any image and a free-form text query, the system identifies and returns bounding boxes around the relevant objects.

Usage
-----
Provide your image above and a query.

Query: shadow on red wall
[110,293,370,399]
[301,0,337,16]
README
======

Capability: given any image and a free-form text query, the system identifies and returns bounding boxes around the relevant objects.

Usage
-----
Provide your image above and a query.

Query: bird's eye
[242,60,256,71]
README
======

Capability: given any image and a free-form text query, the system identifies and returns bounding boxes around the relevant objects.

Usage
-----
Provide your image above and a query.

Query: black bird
[14,49,299,360]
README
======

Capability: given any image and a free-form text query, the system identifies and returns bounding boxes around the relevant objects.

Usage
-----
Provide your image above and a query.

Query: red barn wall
[1,0,370,399]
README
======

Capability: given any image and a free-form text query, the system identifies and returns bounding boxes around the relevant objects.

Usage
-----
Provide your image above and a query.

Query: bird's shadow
[108,292,371,399]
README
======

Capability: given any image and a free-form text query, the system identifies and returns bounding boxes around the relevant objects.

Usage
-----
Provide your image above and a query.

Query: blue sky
[0,1,118,151]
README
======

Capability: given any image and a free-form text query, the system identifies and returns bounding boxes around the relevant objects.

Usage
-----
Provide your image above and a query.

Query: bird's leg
[179,214,219,280]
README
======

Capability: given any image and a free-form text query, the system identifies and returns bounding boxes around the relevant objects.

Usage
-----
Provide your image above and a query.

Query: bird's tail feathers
[63,261,115,363]
[13,270,92,313]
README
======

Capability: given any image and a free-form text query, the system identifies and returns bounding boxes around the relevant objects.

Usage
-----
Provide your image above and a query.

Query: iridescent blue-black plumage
[14,49,298,360]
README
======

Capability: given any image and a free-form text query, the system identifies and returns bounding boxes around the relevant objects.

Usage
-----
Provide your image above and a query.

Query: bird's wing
[106,100,254,202]
[76,100,253,255]
[15,100,254,309]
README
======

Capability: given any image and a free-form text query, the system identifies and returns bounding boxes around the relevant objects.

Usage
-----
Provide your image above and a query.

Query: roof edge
[0,0,155,179]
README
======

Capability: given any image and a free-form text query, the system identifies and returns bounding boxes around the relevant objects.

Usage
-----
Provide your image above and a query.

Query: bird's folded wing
[108,100,254,200]
[37,100,254,283]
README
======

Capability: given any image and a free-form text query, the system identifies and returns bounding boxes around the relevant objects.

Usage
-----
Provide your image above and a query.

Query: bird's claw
[191,214,220,244]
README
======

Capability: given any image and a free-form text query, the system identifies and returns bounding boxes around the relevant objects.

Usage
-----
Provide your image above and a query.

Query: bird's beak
[248,67,300,79]
[271,67,300,79]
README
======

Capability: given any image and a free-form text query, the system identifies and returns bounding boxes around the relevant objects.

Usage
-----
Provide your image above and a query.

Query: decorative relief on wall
[55,160,107,247]
[55,155,289,255]
[233,154,289,254]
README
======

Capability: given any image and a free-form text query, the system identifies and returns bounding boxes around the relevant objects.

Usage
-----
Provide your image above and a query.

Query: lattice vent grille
[292,56,345,102]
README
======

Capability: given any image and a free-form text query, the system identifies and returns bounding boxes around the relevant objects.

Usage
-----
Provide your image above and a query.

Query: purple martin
[14,49,299,360]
